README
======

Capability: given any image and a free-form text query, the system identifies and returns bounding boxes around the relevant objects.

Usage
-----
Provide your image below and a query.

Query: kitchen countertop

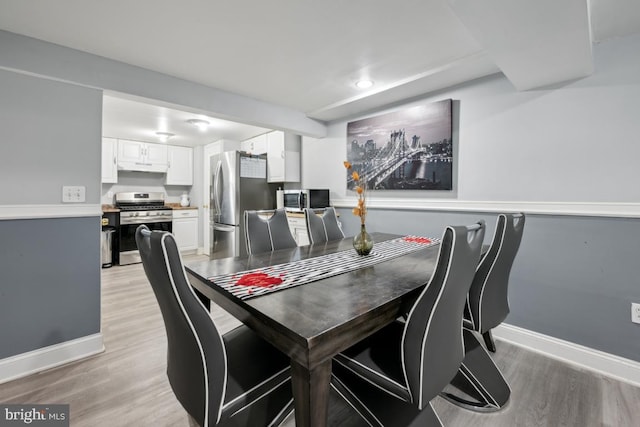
[102,204,120,213]
[165,203,198,210]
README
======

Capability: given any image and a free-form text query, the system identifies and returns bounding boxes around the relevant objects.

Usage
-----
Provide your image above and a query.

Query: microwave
[283,189,330,212]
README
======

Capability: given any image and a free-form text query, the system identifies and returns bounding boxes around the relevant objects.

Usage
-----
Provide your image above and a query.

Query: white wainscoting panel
[0,204,102,220]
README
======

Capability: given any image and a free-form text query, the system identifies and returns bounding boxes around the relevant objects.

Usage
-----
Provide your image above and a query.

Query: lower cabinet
[172,209,198,252]
[287,215,310,246]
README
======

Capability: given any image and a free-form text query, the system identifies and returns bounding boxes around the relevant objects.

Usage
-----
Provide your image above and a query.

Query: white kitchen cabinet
[267,131,300,183]
[101,137,118,183]
[172,209,199,252]
[287,215,310,246]
[241,134,268,154]
[166,145,193,185]
[117,139,168,172]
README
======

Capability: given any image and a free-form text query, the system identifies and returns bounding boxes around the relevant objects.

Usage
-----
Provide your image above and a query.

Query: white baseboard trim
[0,333,104,384]
[493,324,640,387]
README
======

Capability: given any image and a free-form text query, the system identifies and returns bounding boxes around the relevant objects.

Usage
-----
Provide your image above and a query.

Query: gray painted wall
[302,34,640,204]
[337,209,640,363]
[0,217,101,359]
[0,70,102,359]
[0,68,102,205]
[303,34,640,364]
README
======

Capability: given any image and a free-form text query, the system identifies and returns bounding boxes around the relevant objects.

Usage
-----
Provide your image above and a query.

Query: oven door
[119,221,172,265]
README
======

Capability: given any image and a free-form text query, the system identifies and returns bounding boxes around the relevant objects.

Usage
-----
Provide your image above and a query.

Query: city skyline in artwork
[346,99,453,191]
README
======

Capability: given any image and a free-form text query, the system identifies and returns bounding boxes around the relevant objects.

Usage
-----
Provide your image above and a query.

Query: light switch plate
[632,303,640,324]
[62,186,86,203]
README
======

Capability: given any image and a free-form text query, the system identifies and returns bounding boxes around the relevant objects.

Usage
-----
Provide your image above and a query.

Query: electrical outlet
[62,186,86,203]
[632,303,640,324]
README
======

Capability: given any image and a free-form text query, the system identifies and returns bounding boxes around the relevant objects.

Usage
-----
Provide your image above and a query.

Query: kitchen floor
[0,256,638,426]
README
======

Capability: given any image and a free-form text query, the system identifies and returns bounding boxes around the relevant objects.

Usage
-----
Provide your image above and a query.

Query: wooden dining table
[184,232,442,427]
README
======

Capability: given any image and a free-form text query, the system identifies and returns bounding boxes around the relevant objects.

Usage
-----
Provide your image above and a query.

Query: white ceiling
[1,0,640,146]
[102,93,271,147]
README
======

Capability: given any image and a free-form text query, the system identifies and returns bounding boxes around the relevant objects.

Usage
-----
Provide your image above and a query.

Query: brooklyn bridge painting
[346,99,453,191]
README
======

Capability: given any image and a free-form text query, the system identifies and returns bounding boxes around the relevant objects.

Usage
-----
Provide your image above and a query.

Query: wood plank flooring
[1,255,639,426]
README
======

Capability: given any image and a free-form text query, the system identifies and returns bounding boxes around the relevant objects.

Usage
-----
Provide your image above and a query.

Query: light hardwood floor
[1,255,639,426]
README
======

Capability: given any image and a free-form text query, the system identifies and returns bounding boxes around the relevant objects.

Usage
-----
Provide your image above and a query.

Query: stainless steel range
[115,192,172,265]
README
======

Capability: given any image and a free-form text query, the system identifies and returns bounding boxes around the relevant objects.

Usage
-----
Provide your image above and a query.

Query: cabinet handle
[113,157,116,165]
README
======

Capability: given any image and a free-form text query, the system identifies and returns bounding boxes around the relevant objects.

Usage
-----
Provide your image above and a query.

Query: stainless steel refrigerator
[210,151,279,259]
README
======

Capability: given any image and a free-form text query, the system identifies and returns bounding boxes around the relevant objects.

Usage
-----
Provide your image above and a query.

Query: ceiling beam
[0,30,327,138]
[447,0,593,90]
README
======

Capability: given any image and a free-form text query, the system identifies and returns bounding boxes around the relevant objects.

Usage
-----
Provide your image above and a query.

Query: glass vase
[353,224,374,256]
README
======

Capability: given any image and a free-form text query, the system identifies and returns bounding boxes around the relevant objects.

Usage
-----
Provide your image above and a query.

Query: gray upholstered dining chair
[304,207,344,244]
[464,213,526,352]
[244,209,298,255]
[135,225,293,426]
[331,222,486,427]
[440,213,525,412]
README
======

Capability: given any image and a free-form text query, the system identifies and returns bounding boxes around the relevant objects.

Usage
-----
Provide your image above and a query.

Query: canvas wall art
[346,99,453,190]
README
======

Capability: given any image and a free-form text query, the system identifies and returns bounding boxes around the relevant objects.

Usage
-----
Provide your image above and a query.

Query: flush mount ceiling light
[155,131,174,142]
[355,79,374,89]
[186,118,210,131]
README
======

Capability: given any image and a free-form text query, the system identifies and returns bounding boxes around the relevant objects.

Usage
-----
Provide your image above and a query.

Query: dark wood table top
[185,232,441,368]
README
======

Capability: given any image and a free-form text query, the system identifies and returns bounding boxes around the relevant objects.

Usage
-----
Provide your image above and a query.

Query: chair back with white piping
[466,213,525,334]
[403,222,485,409]
[304,207,344,244]
[244,209,298,254]
[136,225,226,426]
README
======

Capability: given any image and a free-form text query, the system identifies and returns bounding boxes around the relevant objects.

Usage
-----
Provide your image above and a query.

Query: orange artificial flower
[344,159,368,225]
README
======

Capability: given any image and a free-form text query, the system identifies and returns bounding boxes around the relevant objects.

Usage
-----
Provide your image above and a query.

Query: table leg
[291,358,332,427]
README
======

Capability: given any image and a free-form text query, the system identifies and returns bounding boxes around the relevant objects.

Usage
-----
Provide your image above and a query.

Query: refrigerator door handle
[213,160,222,221]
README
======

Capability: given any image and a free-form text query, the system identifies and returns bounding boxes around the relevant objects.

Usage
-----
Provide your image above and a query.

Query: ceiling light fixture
[155,131,174,142]
[355,79,374,89]
[186,118,210,131]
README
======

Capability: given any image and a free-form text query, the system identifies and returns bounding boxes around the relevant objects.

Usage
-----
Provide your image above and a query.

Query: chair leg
[331,375,382,427]
[331,373,443,427]
[441,329,510,412]
[482,330,496,352]
[268,398,295,427]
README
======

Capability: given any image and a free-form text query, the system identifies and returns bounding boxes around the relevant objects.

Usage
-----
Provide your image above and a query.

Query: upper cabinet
[117,139,168,173]
[101,137,118,183]
[241,131,300,183]
[267,131,300,183]
[241,134,268,154]
[166,145,193,186]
